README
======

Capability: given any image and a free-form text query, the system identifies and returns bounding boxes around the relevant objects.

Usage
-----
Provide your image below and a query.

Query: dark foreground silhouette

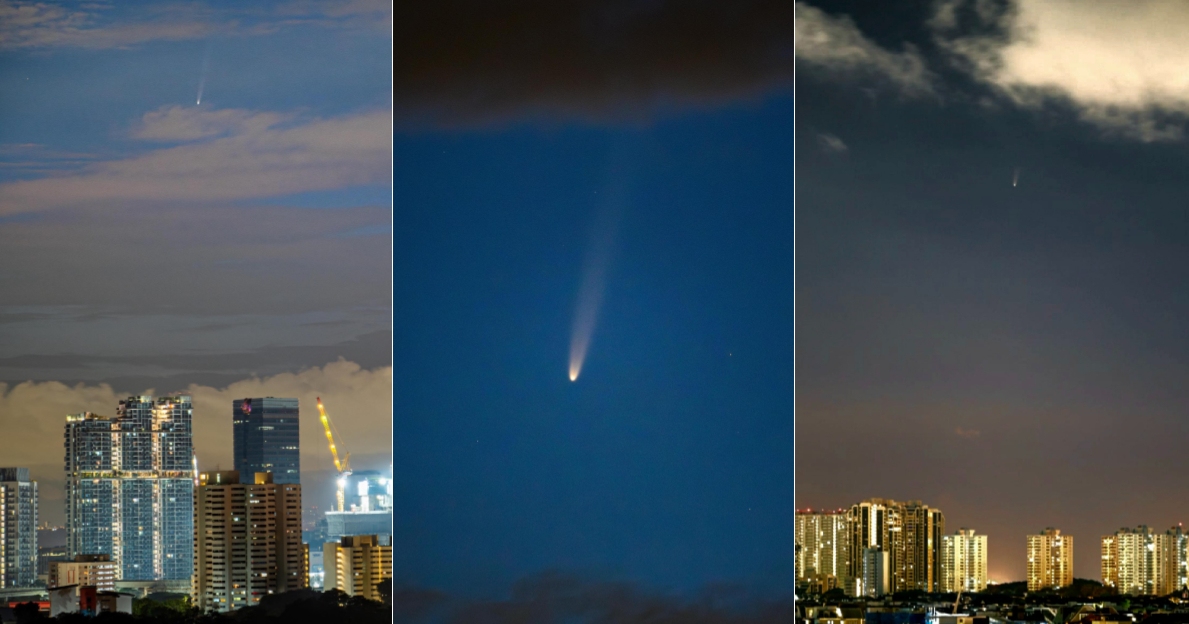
[9,587,390,624]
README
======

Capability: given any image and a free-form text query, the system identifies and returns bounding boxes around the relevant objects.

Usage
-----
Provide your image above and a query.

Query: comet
[568,183,624,382]
[1012,167,1020,187]
[196,41,212,106]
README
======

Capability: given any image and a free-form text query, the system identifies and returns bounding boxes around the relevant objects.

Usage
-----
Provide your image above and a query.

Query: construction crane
[317,397,352,512]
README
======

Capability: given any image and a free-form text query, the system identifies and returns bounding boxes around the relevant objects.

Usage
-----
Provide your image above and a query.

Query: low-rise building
[48,555,116,592]
[323,535,391,600]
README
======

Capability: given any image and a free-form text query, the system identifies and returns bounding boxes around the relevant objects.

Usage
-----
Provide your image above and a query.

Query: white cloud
[794,1,933,95]
[817,132,848,153]
[0,106,391,213]
[185,359,391,474]
[934,0,1189,141]
[0,360,391,520]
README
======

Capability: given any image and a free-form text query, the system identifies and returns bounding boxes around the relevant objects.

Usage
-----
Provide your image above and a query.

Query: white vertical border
[388,0,396,617]
[792,4,798,605]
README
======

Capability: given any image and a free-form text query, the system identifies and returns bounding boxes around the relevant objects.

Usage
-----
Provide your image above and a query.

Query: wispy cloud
[816,132,848,154]
[794,1,933,96]
[0,0,390,50]
[0,143,100,172]
[132,106,293,141]
[0,105,390,213]
[955,427,981,439]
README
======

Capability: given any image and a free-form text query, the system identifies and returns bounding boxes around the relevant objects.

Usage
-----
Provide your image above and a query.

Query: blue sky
[393,97,795,596]
[391,0,794,598]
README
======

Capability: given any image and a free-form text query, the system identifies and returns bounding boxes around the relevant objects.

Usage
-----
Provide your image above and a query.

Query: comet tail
[568,186,623,382]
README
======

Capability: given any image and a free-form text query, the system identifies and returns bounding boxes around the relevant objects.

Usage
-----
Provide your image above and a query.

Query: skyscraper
[233,398,301,485]
[192,471,307,612]
[0,468,37,588]
[847,499,944,596]
[1101,526,1189,596]
[940,528,988,592]
[1027,528,1073,591]
[795,509,850,586]
[64,395,194,581]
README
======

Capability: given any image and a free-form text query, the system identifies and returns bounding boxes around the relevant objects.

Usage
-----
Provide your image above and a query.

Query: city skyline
[796,500,1189,591]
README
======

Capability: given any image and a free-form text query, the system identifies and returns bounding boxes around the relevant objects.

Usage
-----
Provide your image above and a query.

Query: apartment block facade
[64,395,194,581]
[1027,528,1074,591]
[192,471,306,613]
[0,468,37,588]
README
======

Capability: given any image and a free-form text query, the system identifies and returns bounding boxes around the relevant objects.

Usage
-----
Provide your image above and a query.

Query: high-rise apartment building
[192,471,306,613]
[48,555,117,592]
[862,548,890,597]
[1167,526,1189,594]
[64,395,194,581]
[940,528,988,592]
[0,468,37,588]
[1101,526,1189,595]
[795,509,850,585]
[847,499,944,596]
[323,535,392,600]
[1027,528,1073,591]
[232,398,301,485]
[1102,534,1117,592]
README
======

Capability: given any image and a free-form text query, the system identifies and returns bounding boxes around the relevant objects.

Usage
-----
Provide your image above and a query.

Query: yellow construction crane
[317,397,352,511]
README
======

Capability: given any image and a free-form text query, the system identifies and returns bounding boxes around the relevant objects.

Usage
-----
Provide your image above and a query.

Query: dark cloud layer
[0,330,390,379]
[395,0,793,125]
[394,572,795,624]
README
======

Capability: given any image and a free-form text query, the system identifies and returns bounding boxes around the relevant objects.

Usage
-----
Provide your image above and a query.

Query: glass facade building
[0,467,38,588]
[64,395,194,581]
[233,398,301,485]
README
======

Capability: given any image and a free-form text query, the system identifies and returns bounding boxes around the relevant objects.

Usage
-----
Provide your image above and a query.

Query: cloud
[394,0,793,126]
[816,133,848,154]
[0,330,393,385]
[0,143,100,173]
[0,1,223,49]
[933,0,1189,141]
[0,202,389,315]
[794,1,933,96]
[394,572,795,624]
[0,359,391,524]
[954,427,981,439]
[132,106,292,141]
[0,106,391,213]
[0,0,390,49]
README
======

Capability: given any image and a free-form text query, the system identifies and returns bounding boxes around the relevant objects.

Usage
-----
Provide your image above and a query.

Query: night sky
[795,0,1189,582]
[394,0,794,601]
